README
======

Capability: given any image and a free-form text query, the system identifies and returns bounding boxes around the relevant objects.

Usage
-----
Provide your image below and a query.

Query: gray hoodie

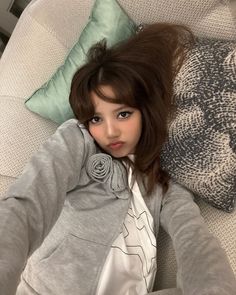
[0,119,235,295]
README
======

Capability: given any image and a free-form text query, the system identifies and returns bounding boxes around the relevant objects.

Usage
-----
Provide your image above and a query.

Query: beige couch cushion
[119,0,236,40]
[0,175,16,199]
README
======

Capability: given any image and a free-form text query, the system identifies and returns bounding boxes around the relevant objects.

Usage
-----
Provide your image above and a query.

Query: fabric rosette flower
[86,153,128,193]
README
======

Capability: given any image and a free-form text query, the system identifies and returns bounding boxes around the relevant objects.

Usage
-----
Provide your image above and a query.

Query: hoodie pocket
[23,234,107,295]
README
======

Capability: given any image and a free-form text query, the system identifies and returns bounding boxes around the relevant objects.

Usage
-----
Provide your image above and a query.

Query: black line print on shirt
[111,245,157,292]
[111,207,157,292]
[127,207,156,236]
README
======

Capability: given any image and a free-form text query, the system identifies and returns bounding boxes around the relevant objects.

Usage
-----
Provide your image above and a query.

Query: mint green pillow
[25,0,137,124]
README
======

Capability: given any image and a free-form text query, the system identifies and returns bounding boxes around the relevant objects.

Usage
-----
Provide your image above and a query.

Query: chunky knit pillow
[161,38,236,212]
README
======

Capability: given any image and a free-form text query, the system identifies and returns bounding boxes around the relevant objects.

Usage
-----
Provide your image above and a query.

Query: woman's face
[88,85,142,158]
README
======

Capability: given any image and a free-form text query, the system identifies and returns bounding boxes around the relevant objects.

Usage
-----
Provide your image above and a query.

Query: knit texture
[161,38,236,212]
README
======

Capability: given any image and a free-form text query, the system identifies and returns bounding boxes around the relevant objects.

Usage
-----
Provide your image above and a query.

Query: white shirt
[96,165,157,295]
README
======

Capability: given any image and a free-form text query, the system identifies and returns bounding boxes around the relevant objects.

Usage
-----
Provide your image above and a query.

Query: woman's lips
[108,141,125,150]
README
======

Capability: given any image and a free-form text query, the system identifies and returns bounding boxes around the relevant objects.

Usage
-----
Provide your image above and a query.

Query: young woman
[0,24,235,295]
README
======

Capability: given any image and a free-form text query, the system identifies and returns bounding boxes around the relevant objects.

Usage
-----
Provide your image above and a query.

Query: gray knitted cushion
[161,38,236,212]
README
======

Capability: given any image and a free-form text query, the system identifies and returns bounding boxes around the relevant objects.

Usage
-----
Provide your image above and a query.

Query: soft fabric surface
[0,96,58,178]
[118,0,236,40]
[161,38,236,212]
[0,176,16,199]
[25,0,137,124]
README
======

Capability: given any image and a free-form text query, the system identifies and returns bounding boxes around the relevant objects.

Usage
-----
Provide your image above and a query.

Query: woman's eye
[90,116,101,124]
[118,111,132,119]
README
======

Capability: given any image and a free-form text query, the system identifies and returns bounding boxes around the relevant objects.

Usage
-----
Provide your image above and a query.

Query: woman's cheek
[89,126,101,143]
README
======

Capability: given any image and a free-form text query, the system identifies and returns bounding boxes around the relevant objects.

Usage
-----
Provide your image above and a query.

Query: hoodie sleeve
[160,181,236,295]
[0,119,91,294]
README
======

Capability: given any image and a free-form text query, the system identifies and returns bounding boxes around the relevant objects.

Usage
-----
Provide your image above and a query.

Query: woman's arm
[160,181,236,295]
[0,119,89,294]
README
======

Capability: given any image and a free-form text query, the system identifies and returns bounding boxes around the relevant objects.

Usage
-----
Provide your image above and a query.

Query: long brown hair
[69,23,194,195]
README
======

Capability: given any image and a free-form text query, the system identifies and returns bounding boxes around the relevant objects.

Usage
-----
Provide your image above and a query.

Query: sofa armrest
[0,0,93,99]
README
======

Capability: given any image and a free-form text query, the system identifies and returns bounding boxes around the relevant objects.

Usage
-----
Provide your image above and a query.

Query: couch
[0,0,235,291]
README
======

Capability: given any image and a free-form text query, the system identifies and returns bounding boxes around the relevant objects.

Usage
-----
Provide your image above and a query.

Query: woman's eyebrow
[113,105,130,112]
[94,105,131,116]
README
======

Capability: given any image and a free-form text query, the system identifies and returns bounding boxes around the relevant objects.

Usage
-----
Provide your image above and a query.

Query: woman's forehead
[91,83,137,106]
[91,89,128,111]
[97,85,115,97]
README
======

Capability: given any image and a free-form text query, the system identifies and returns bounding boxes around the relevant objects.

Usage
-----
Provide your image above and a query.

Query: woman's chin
[107,149,130,158]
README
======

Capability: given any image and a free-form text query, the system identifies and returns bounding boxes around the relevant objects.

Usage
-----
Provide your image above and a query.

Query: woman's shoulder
[55,119,96,147]
[37,119,98,167]
[57,119,90,137]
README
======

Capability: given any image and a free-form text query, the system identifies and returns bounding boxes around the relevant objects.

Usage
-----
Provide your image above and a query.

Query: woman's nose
[105,121,120,138]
